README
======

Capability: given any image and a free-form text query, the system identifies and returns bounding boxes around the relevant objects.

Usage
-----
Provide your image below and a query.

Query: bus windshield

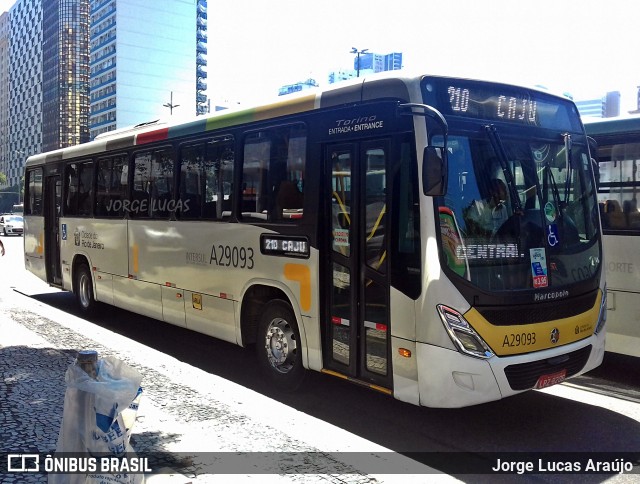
[436,127,600,292]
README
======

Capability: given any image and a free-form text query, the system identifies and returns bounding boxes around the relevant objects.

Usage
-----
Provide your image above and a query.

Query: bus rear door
[44,174,63,285]
[323,141,392,389]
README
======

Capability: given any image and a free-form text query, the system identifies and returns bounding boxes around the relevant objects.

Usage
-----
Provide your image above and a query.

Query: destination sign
[260,234,310,258]
[422,77,581,132]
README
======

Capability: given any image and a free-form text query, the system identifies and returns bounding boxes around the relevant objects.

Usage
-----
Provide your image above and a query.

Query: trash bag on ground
[48,351,144,484]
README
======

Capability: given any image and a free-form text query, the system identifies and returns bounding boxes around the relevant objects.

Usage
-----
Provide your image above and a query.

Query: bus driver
[468,178,510,235]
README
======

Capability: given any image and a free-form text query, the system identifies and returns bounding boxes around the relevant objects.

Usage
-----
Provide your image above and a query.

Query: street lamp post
[351,47,369,77]
[163,91,180,115]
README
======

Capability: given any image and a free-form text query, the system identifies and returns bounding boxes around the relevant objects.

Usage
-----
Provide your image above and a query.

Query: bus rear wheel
[75,264,97,314]
[256,300,306,391]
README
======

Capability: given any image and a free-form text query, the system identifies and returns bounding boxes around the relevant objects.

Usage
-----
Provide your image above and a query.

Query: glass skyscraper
[1,0,207,186]
[89,0,207,139]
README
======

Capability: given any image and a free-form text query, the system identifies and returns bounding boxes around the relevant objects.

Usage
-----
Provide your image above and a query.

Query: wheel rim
[264,317,297,374]
[78,272,91,308]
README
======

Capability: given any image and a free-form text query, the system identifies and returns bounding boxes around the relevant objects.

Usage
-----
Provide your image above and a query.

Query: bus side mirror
[422,146,448,196]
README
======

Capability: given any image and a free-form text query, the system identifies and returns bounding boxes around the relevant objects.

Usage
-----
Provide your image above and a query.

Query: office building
[575,98,605,118]
[604,91,621,117]
[575,91,621,119]
[278,78,318,96]
[89,0,208,139]
[1,0,207,186]
[355,51,402,75]
[7,0,44,186]
[327,51,403,86]
[628,87,640,115]
[4,0,89,187]
[328,69,356,84]
[0,13,9,186]
[195,0,207,115]
[43,0,91,150]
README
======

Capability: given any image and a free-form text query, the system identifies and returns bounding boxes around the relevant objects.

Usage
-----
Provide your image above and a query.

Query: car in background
[0,214,24,236]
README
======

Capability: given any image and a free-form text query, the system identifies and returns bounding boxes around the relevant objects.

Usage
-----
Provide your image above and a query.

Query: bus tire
[74,264,97,314]
[256,299,306,391]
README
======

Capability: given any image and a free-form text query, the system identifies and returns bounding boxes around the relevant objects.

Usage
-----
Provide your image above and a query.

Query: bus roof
[26,71,575,168]
[583,115,640,136]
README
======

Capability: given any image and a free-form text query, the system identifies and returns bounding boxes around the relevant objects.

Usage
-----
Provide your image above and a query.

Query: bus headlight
[436,305,494,359]
[594,286,607,335]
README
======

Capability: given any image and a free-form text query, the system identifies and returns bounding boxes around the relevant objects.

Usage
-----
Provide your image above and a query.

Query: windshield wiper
[543,162,564,221]
[562,133,573,205]
[484,125,523,214]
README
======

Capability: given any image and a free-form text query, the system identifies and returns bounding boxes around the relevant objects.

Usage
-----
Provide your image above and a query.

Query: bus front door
[44,175,62,285]
[324,141,392,389]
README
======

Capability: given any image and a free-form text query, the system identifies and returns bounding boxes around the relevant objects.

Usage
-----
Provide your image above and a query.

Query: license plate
[535,369,567,389]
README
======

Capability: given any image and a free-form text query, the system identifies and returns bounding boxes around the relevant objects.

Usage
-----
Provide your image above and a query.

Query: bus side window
[180,144,205,219]
[77,161,93,216]
[206,138,234,220]
[626,198,640,228]
[150,147,175,218]
[133,147,175,218]
[179,136,234,221]
[133,152,152,217]
[64,161,93,217]
[95,154,127,218]
[241,124,305,223]
[64,163,79,215]
[606,199,626,229]
[26,168,43,216]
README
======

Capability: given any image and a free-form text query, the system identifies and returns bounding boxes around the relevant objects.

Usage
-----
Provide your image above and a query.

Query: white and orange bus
[24,73,606,408]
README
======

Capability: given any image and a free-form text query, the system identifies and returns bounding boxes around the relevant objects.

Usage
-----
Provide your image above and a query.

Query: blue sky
[2,0,639,112]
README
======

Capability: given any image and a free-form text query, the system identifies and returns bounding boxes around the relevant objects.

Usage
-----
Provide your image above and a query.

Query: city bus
[23,73,606,408]
[585,116,640,358]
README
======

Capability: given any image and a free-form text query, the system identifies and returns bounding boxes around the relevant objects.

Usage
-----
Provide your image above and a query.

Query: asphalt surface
[0,245,453,484]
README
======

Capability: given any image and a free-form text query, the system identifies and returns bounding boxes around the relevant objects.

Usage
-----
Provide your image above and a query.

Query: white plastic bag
[48,353,144,484]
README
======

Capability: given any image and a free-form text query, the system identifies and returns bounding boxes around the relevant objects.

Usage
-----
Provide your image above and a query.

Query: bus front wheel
[256,300,306,391]
[75,264,96,314]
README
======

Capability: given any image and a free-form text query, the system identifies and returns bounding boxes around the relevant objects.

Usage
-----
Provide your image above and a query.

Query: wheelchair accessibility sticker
[547,224,559,247]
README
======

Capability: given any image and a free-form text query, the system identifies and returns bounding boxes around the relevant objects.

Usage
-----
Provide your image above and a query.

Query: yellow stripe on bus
[464,290,602,356]
[284,263,311,312]
[132,243,139,274]
[321,369,393,395]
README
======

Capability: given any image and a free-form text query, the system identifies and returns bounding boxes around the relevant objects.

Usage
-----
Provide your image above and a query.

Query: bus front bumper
[415,331,606,408]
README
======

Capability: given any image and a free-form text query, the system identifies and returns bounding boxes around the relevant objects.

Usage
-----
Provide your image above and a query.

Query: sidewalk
[0,276,453,483]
